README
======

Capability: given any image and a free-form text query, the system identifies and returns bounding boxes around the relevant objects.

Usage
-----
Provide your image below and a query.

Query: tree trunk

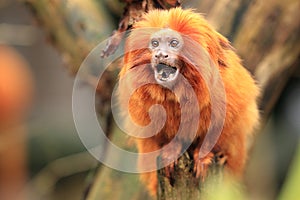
[157,153,224,200]
[233,0,300,115]
[189,0,300,118]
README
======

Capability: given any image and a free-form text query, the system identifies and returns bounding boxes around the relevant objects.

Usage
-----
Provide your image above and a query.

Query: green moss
[278,146,300,200]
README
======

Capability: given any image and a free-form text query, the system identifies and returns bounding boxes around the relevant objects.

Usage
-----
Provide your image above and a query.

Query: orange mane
[118,7,260,196]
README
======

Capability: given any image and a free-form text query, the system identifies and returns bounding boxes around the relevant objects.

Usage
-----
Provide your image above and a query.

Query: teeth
[154,63,178,82]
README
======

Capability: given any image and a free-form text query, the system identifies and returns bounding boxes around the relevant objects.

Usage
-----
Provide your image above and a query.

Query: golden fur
[118,8,260,196]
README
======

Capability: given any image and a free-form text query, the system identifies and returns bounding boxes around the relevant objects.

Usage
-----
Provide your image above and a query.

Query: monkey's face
[149,29,183,85]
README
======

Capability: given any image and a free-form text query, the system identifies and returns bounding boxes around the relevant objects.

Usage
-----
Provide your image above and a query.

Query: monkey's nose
[155,52,169,60]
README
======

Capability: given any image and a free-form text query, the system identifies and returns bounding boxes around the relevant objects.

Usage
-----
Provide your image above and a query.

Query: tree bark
[189,0,300,118]
[233,0,300,115]
[157,153,224,200]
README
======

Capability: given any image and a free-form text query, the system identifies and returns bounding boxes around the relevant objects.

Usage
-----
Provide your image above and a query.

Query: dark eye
[151,40,159,47]
[170,39,179,47]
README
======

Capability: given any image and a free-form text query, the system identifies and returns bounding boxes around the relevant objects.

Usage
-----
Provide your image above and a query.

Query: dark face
[149,29,183,85]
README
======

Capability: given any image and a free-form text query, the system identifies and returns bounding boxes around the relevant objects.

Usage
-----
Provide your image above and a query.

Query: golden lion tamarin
[118,8,259,196]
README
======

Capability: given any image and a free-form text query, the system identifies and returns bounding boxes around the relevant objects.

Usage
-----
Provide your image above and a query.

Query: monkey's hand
[193,151,215,181]
[193,151,227,181]
[160,141,183,185]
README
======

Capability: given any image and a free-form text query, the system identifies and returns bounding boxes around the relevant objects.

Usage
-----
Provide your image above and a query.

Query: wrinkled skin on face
[149,29,183,85]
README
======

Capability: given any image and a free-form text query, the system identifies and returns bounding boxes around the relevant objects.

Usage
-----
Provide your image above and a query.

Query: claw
[193,152,214,181]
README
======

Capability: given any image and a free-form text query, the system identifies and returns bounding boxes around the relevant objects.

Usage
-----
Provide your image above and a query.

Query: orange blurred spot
[0,45,34,126]
[0,45,34,200]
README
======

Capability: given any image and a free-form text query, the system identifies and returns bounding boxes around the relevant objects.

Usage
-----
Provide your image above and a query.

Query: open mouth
[154,63,179,83]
